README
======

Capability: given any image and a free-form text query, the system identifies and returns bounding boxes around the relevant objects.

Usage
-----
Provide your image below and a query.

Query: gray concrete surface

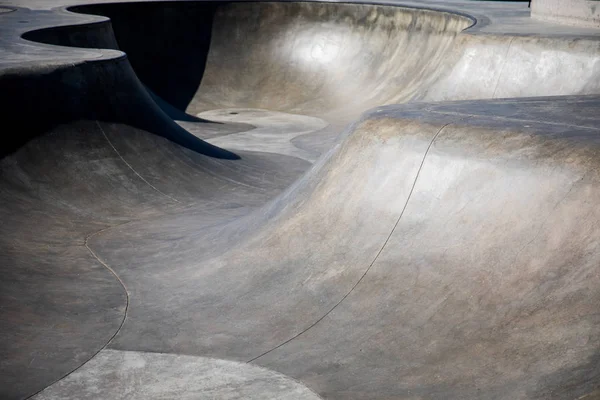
[199,109,328,162]
[532,0,600,28]
[32,350,322,400]
[1,1,600,400]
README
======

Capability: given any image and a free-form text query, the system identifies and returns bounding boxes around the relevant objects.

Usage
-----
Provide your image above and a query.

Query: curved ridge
[247,122,451,363]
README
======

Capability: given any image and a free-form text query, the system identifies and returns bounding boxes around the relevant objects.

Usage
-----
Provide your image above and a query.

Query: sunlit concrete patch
[578,389,600,400]
[32,349,322,400]
[199,109,328,162]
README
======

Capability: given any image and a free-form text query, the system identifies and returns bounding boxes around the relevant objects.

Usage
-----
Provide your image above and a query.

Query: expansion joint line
[248,123,451,364]
[491,36,515,99]
[25,223,132,399]
[96,121,179,203]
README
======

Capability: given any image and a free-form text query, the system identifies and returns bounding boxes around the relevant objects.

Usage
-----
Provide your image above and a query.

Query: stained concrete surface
[1,1,600,400]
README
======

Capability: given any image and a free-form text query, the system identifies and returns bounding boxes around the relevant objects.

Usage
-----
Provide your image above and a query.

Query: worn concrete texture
[1,1,600,400]
[32,350,323,400]
[532,0,600,28]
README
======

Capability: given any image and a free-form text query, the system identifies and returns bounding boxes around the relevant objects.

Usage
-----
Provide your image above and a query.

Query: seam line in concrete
[24,221,132,399]
[492,36,515,99]
[96,121,180,203]
[247,123,450,364]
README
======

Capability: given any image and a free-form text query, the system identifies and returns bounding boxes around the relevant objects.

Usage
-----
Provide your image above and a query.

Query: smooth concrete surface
[32,350,323,400]
[199,109,328,162]
[532,0,600,28]
[1,1,600,400]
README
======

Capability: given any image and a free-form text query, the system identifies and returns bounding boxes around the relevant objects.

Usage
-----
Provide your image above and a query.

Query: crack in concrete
[96,121,180,203]
[247,123,451,364]
[24,222,132,399]
[492,36,515,99]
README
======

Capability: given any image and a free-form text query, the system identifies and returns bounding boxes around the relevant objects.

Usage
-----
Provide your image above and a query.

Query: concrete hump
[1,1,600,400]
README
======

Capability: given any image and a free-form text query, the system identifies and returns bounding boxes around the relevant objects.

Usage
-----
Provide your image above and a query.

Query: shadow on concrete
[0,61,238,160]
[10,6,237,160]
[68,2,219,114]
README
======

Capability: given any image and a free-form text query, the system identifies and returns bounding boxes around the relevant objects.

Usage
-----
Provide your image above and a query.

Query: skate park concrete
[532,0,600,29]
[1,0,600,399]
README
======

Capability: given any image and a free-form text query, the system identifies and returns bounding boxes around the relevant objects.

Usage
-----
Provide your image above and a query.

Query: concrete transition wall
[532,0,600,28]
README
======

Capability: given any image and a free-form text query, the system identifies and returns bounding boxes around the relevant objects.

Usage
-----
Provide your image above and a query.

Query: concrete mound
[1,1,600,399]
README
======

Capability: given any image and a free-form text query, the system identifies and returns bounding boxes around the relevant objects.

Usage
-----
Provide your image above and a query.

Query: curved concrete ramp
[85,97,600,400]
[75,1,600,116]
[1,1,600,400]
[256,98,600,399]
